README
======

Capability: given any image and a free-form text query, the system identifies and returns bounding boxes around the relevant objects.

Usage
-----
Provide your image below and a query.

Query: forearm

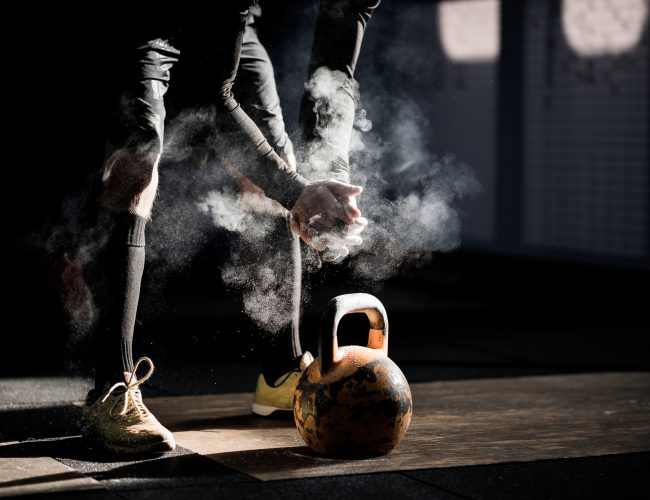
[205,5,308,208]
[215,103,307,207]
[301,68,356,184]
[299,0,381,183]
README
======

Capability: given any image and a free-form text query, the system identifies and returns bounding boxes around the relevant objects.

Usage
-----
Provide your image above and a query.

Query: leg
[181,5,308,209]
[235,13,305,385]
[82,39,178,454]
[238,13,295,167]
[92,39,179,391]
[246,214,303,385]
[249,213,313,417]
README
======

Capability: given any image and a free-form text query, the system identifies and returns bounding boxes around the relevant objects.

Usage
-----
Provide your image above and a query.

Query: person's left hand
[319,217,368,262]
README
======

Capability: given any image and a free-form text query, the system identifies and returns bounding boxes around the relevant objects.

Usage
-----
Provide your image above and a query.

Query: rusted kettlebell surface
[293,293,412,456]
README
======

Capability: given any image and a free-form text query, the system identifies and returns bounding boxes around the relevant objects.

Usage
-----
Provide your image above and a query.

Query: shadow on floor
[167,412,295,432]
[0,405,83,442]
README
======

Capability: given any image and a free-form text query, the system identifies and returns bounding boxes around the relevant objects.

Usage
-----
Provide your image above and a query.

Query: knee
[100,146,161,213]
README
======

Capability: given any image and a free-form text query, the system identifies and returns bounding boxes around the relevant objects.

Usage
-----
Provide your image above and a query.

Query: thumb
[324,179,363,197]
[343,202,361,219]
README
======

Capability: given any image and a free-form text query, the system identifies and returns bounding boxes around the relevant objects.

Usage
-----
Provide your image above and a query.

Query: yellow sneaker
[252,352,314,416]
[82,357,176,454]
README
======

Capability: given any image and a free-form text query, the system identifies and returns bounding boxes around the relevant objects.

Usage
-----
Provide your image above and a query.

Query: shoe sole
[251,402,293,417]
[82,414,176,455]
[86,429,176,455]
[103,439,176,455]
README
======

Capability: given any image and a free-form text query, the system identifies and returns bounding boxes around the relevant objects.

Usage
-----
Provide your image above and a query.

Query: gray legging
[235,10,303,366]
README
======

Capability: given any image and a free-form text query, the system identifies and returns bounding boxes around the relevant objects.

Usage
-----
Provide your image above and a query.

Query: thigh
[100,38,180,213]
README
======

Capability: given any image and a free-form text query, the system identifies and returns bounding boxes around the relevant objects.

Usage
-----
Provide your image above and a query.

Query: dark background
[5,0,649,379]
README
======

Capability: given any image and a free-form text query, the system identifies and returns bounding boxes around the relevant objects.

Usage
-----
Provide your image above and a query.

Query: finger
[308,214,334,232]
[321,187,363,219]
[316,235,352,256]
[322,232,360,250]
[324,182,363,220]
[337,192,362,219]
[299,221,314,245]
[343,235,363,246]
[310,222,363,247]
[342,199,362,219]
[303,224,328,251]
[323,179,363,197]
[318,188,355,223]
[321,250,338,262]
[322,246,349,262]
[305,238,328,253]
[343,217,368,235]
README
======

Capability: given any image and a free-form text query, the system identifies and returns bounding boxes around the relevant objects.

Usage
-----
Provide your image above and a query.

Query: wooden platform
[0,447,102,498]
[145,372,650,481]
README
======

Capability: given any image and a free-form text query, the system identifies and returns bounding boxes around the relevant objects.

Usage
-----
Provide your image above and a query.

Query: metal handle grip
[318,293,389,375]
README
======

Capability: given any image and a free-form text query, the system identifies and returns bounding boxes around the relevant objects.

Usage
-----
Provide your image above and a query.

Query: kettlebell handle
[318,293,389,375]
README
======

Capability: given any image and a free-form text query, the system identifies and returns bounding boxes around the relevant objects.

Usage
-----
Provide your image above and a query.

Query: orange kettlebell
[293,293,412,456]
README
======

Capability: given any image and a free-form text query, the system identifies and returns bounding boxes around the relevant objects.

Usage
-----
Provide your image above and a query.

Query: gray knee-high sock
[261,214,304,385]
[94,213,146,390]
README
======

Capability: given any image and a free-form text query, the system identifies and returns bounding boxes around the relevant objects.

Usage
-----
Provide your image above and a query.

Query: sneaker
[82,357,176,454]
[252,352,314,416]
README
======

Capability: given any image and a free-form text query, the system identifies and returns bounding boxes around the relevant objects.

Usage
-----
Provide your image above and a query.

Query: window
[562,0,648,56]
[438,0,500,62]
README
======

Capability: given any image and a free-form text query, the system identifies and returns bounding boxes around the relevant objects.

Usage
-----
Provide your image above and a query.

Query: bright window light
[438,0,500,62]
[562,0,648,56]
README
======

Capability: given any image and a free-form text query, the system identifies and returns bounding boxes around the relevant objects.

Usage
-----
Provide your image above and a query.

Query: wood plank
[146,372,650,481]
[0,447,103,498]
[145,392,305,454]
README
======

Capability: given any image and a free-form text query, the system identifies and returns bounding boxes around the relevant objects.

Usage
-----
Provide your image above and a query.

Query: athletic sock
[93,212,146,391]
[260,215,303,386]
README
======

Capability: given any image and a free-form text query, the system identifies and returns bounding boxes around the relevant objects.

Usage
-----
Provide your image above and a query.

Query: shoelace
[101,357,155,419]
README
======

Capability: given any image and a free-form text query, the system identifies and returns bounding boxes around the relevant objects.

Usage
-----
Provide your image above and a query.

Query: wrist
[275,171,309,210]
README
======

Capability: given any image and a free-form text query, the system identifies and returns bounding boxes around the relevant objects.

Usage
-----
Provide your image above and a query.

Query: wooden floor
[146,372,650,480]
[1,371,649,495]
[0,450,102,497]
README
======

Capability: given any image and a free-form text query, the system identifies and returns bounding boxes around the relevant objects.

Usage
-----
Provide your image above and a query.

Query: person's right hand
[290,179,367,261]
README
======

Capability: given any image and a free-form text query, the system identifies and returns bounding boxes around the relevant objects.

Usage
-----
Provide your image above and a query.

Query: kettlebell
[293,293,412,456]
